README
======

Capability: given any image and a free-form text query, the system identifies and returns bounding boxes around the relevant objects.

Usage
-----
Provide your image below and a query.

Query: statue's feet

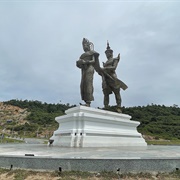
[79,103,90,107]
[103,105,109,110]
[116,107,122,113]
[86,103,90,107]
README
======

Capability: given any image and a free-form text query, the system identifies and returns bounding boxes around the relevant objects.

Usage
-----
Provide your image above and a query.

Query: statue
[76,38,99,107]
[100,41,128,113]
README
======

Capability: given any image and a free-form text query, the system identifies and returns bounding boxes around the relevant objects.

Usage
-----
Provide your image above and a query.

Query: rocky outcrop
[0,102,30,126]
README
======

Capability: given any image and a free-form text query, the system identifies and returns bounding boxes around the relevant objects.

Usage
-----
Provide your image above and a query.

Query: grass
[0,137,24,144]
[0,168,180,180]
[146,139,180,145]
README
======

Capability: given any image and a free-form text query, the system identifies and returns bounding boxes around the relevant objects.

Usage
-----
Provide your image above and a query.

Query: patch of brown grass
[0,168,180,180]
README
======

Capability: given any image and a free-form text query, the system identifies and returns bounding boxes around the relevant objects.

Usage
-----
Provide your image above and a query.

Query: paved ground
[0,143,180,159]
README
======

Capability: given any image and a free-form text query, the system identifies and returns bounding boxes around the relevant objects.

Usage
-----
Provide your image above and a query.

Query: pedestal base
[50,106,147,147]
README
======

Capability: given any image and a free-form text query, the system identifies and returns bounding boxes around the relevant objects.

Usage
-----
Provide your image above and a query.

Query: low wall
[0,156,179,173]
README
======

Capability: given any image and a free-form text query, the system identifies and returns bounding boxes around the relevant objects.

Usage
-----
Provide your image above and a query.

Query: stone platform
[0,144,180,159]
[50,106,146,147]
[0,144,179,172]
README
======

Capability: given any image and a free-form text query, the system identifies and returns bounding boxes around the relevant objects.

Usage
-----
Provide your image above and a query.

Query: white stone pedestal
[50,106,147,147]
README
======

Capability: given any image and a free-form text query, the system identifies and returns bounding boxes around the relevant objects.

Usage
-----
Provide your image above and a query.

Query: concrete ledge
[0,156,179,173]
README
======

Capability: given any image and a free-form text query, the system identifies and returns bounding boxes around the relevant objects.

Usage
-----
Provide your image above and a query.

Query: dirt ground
[0,169,180,180]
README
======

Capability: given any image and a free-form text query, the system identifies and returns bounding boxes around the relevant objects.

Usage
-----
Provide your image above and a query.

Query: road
[24,138,47,144]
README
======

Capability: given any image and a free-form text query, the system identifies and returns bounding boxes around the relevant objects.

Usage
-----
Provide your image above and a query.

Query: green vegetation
[0,137,24,144]
[4,99,75,125]
[121,104,180,141]
[2,99,76,138]
[101,104,180,143]
[2,100,180,143]
[146,139,180,145]
[0,168,180,180]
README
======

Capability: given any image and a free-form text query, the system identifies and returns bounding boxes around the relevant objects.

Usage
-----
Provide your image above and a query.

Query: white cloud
[0,1,180,108]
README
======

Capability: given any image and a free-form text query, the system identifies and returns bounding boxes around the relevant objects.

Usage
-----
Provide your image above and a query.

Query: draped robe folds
[77,50,99,102]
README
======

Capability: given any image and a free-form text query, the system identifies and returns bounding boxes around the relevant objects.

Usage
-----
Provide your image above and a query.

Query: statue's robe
[76,50,99,102]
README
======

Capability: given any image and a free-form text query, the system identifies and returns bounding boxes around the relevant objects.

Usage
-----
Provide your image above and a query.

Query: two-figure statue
[76,38,128,113]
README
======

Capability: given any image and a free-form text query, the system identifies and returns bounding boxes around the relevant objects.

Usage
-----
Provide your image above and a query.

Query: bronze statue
[100,42,128,112]
[76,38,99,107]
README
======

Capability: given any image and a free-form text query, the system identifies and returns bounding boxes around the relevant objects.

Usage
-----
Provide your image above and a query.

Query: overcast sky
[0,0,180,108]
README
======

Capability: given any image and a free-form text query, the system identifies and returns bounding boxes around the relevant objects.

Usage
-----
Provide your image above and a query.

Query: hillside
[1,100,75,138]
[1,100,180,144]
[108,104,180,142]
[0,102,30,135]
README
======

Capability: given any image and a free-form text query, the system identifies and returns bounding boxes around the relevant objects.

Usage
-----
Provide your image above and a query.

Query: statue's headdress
[105,41,113,53]
[82,38,94,50]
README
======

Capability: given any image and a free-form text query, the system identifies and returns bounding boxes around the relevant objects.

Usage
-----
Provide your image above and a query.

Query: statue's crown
[82,38,94,50]
[105,41,113,53]
[82,38,90,46]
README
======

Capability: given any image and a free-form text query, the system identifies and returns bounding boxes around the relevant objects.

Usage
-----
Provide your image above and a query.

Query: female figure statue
[76,38,99,107]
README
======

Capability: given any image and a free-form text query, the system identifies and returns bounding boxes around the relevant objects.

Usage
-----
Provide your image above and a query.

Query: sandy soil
[0,171,179,180]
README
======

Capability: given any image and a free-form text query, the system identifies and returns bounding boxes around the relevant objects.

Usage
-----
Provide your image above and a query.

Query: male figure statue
[76,38,99,107]
[100,42,128,112]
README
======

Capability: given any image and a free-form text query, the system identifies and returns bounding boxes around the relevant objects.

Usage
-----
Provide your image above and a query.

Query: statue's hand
[77,59,86,65]
[81,60,86,64]
[101,67,106,71]
[117,53,120,60]
[76,60,82,68]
